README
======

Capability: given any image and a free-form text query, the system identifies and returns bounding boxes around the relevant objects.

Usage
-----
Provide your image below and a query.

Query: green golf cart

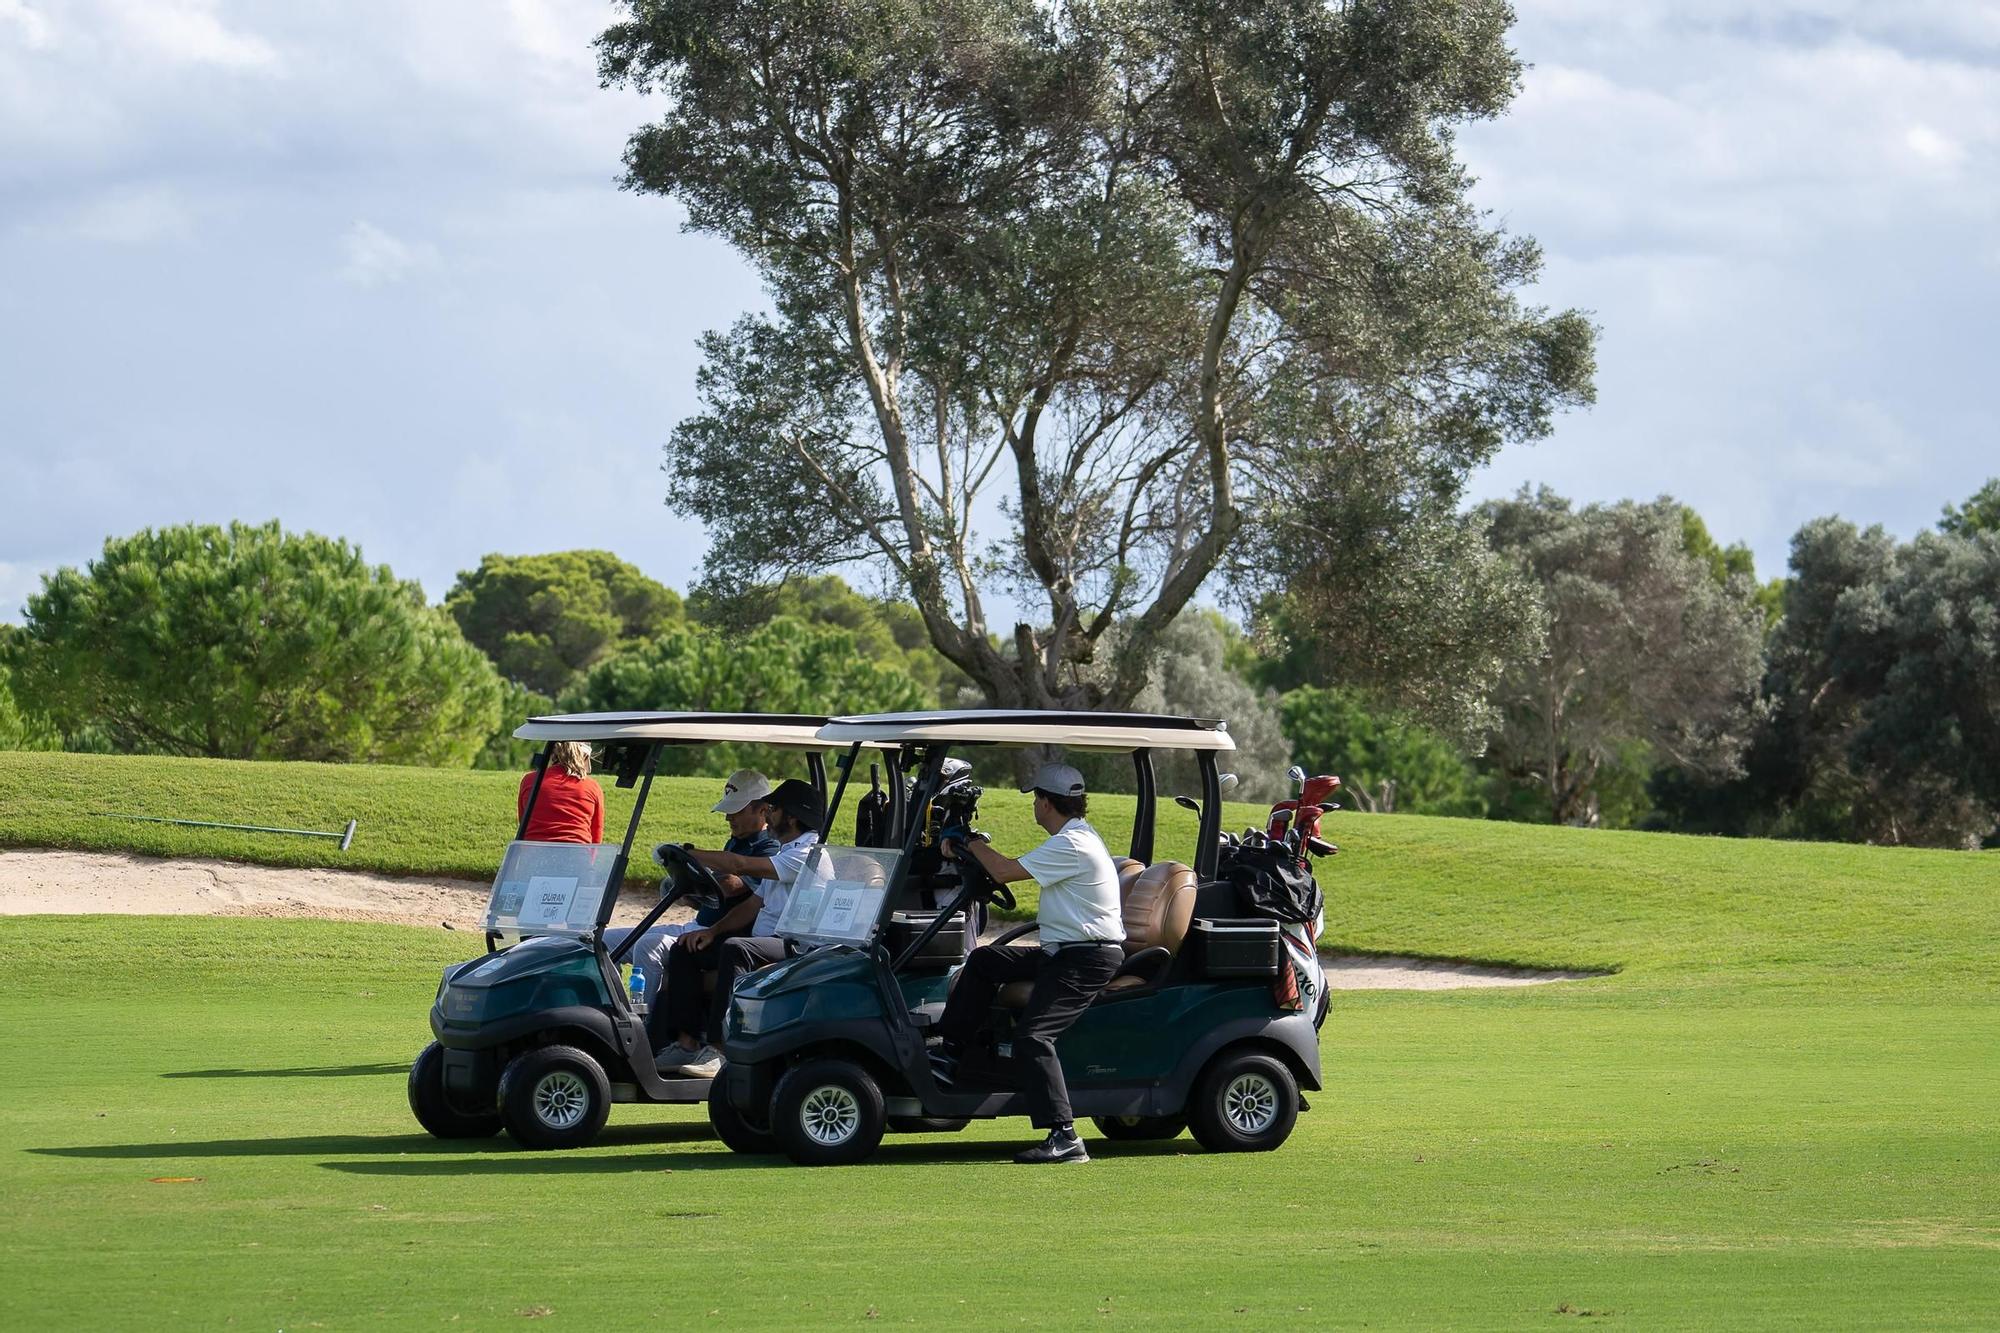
[408,711,910,1150]
[709,709,1326,1165]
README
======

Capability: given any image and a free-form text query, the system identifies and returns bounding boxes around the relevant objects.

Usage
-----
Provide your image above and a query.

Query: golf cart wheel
[1092,1113,1186,1142]
[407,1041,502,1140]
[886,1115,970,1134]
[497,1045,611,1150]
[770,1058,886,1166]
[707,1075,777,1155]
[1188,1049,1299,1153]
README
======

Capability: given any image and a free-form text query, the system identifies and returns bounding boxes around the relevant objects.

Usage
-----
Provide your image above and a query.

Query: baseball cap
[765,778,825,832]
[711,770,772,814]
[1019,762,1086,797]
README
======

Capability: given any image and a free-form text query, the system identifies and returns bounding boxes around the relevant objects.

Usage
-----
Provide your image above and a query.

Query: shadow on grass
[319,1136,1196,1175]
[28,1121,715,1162]
[161,1063,409,1080]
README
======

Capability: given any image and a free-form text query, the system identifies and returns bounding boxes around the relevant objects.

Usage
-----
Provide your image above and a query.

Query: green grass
[1,752,1996,1327]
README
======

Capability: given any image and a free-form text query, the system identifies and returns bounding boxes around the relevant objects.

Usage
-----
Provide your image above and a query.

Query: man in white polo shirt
[934,762,1124,1164]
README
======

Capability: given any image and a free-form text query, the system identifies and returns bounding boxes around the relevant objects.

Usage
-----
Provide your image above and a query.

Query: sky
[2,0,1996,624]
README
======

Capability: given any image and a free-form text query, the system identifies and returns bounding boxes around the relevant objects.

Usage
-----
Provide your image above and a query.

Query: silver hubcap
[532,1070,591,1129]
[799,1084,861,1146]
[1223,1072,1279,1135]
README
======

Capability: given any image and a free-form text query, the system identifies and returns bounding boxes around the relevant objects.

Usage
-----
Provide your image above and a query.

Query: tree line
[3,476,1995,847]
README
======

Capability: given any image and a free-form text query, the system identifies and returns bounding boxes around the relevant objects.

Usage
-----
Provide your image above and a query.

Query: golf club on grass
[92,812,359,851]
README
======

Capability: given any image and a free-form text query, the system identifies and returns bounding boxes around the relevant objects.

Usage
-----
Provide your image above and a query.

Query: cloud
[65,183,194,243]
[338,220,437,287]
[0,0,55,50]
[102,0,281,72]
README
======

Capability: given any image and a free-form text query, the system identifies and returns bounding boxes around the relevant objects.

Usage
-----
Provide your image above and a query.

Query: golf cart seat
[993,860,1196,1005]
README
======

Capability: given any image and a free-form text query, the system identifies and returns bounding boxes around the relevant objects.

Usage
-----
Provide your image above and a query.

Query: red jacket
[517,769,604,844]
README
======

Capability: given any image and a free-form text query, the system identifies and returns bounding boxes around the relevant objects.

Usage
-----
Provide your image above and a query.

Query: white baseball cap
[1020,763,1086,797]
[711,770,772,814]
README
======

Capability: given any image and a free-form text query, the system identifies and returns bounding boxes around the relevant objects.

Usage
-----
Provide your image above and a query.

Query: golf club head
[1286,765,1307,792]
[1218,772,1240,793]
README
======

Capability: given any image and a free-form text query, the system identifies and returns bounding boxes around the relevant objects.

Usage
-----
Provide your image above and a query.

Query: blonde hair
[550,741,592,778]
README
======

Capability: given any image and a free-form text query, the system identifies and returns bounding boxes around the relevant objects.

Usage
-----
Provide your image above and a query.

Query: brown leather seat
[993,860,1197,1005]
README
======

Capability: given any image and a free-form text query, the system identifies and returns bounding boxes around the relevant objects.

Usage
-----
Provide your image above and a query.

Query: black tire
[1091,1113,1186,1142]
[1187,1049,1299,1153]
[886,1115,970,1134]
[707,1074,778,1154]
[769,1058,886,1166]
[497,1045,611,1150]
[408,1041,503,1140]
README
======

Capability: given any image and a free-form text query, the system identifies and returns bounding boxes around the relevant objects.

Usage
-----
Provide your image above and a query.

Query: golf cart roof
[514,711,847,747]
[817,709,1235,753]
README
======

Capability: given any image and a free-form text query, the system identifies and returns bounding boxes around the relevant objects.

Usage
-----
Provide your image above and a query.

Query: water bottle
[628,967,647,1013]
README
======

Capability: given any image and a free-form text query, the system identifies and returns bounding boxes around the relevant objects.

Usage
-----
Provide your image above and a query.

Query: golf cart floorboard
[609,1075,713,1104]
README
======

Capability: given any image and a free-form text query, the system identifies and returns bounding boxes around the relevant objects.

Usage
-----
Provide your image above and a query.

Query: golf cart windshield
[774,845,902,949]
[485,841,623,937]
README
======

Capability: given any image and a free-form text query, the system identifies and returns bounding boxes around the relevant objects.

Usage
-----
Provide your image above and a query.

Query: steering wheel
[651,841,729,906]
[955,848,1016,913]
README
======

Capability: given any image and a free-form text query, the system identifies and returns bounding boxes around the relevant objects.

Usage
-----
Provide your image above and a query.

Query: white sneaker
[653,1043,702,1070]
[663,1044,723,1078]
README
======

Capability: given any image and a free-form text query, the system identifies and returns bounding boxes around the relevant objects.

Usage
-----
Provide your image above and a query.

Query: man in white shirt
[654,778,824,1077]
[935,763,1124,1164]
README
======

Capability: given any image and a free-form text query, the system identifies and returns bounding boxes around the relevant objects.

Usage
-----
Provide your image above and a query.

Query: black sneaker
[1014,1127,1089,1164]
[928,1050,958,1087]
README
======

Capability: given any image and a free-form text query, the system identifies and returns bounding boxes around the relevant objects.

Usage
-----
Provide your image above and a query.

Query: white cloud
[338,220,437,287]
[0,0,55,50]
[102,0,281,72]
[67,183,193,243]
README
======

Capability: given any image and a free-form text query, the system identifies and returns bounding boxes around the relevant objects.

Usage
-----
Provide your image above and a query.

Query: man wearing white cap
[934,762,1124,1164]
[602,770,776,1002]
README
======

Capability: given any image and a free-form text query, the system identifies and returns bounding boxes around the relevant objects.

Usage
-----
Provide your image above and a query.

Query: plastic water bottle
[628,967,647,1013]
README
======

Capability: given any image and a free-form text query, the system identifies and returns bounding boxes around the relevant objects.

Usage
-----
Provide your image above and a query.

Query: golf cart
[408,711,909,1150]
[709,709,1327,1165]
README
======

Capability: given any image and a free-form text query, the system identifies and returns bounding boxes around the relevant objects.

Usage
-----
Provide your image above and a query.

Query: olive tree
[1762,519,2000,847]
[599,0,1593,711]
[1479,490,1766,826]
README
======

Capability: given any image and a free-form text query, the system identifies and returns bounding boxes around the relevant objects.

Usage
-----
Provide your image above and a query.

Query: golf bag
[1221,837,1328,1023]
[854,764,892,849]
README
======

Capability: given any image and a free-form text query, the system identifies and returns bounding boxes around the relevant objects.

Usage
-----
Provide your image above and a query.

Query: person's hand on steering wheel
[947,838,1015,912]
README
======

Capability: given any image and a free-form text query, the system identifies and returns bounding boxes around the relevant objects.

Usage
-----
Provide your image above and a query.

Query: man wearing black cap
[654,777,825,1077]
[934,762,1124,1164]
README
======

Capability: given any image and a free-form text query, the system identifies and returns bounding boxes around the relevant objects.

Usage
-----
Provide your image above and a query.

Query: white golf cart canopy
[515,711,839,747]
[816,709,1235,753]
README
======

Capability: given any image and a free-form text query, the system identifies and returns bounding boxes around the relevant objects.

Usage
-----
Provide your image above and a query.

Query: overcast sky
[3,0,1996,624]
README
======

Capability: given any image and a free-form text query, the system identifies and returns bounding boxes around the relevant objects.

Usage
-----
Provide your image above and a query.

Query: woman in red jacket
[517,741,605,843]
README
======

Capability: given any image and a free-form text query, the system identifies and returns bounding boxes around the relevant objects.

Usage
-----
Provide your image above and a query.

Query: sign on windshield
[776,845,898,948]
[485,841,622,936]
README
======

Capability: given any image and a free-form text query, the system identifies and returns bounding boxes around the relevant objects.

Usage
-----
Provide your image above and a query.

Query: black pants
[938,942,1122,1128]
[655,933,789,1046]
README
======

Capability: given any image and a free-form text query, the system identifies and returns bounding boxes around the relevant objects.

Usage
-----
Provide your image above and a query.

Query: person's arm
[948,837,1033,884]
[680,890,764,951]
[517,774,531,823]
[589,784,603,844]
[691,847,776,879]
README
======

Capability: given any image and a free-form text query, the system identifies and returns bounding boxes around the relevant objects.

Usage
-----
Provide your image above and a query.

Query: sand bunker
[0,849,1590,989]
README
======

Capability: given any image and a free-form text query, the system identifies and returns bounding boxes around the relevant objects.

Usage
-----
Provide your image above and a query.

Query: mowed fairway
[1,756,1996,1327]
